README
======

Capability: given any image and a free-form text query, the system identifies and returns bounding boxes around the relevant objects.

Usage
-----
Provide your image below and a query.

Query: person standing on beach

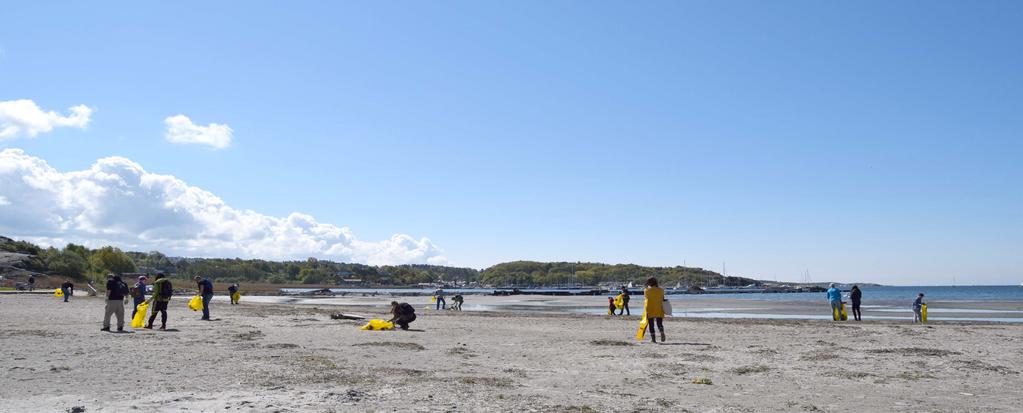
[228,283,240,305]
[850,285,862,321]
[389,301,417,330]
[826,283,842,321]
[434,289,446,310]
[644,277,666,343]
[146,273,172,330]
[102,274,130,332]
[195,276,214,320]
[27,275,35,291]
[131,276,147,318]
[913,293,925,323]
[60,279,74,302]
[619,287,631,316]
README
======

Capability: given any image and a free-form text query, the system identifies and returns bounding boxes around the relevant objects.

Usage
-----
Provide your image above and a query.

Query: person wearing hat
[131,275,148,318]
[826,283,843,321]
[195,275,215,320]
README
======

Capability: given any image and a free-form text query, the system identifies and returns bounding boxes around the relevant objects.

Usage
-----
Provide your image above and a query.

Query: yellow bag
[840,302,848,321]
[360,319,395,330]
[132,301,149,328]
[614,294,624,310]
[188,295,203,311]
[431,296,437,303]
[636,310,648,340]
[231,292,240,302]
[921,303,928,323]
[54,288,64,298]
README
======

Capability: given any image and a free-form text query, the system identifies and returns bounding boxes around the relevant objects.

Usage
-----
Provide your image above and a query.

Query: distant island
[0,235,866,289]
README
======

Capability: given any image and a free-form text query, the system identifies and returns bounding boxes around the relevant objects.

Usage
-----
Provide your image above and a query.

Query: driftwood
[330,313,367,320]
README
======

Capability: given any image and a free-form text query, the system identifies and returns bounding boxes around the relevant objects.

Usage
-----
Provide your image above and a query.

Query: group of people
[607,287,631,316]
[94,273,239,332]
[432,290,464,311]
[826,283,928,323]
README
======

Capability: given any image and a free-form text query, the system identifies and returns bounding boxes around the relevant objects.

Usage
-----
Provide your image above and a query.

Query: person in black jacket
[60,280,74,303]
[388,301,417,330]
[850,285,862,321]
[102,274,129,332]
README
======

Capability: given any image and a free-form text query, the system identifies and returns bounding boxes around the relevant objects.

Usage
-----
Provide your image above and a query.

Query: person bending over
[389,301,417,330]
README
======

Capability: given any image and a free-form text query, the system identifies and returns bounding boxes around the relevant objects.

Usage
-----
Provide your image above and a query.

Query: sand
[2,294,1023,412]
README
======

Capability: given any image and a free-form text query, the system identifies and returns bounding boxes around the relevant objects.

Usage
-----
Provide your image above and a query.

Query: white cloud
[164,114,233,149]
[0,99,93,140]
[0,148,446,265]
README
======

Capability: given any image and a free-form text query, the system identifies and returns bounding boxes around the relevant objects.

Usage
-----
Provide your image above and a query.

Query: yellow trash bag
[231,292,241,303]
[132,301,149,328]
[360,319,395,330]
[840,302,848,321]
[431,296,437,303]
[188,295,203,311]
[54,288,64,298]
[636,310,648,340]
[614,294,625,310]
[921,303,928,323]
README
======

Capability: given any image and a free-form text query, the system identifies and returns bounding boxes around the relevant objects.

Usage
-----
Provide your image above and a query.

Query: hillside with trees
[481,261,758,288]
[1,236,749,288]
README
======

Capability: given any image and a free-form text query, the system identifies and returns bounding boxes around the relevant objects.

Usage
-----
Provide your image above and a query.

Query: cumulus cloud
[0,149,446,265]
[0,99,93,140]
[164,114,233,149]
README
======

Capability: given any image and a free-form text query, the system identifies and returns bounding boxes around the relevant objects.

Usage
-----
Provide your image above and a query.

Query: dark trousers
[647,317,664,337]
[62,288,70,302]
[436,297,446,310]
[618,302,630,315]
[852,303,861,321]
[148,301,169,327]
[201,293,213,319]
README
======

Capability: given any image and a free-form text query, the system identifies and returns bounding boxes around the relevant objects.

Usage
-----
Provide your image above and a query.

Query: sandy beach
[2,293,1023,412]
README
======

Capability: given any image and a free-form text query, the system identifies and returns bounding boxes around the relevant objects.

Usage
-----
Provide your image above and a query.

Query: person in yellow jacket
[643,277,666,343]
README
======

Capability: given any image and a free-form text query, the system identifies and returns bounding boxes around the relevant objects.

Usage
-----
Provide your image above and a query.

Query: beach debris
[590,339,634,346]
[691,378,713,385]
[330,313,366,320]
[866,347,961,357]
[352,341,425,351]
[730,365,770,375]
[66,407,86,413]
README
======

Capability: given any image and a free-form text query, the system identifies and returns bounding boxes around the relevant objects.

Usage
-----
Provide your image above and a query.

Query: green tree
[47,249,89,278]
[89,246,137,275]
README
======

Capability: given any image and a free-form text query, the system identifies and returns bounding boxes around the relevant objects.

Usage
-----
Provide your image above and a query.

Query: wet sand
[2,294,1023,412]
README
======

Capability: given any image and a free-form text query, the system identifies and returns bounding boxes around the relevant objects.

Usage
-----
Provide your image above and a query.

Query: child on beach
[850,285,862,321]
[608,297,615,315]
[913,293,925,323]
[131,276,147,318]
[644,278,666,343]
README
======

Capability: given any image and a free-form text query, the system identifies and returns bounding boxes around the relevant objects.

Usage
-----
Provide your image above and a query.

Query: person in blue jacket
[131,275,147,318]
[826,283,843,320]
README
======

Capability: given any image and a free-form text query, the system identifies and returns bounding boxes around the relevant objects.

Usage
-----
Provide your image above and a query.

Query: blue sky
[1,1,1021,284]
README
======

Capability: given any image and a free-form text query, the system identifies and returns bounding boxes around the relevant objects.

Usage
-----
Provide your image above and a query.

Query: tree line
[2,236,749,288]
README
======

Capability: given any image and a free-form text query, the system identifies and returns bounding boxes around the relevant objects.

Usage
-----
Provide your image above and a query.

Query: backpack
[119,281,130,296]
[159,280,173,298]
[398,303,416,321]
